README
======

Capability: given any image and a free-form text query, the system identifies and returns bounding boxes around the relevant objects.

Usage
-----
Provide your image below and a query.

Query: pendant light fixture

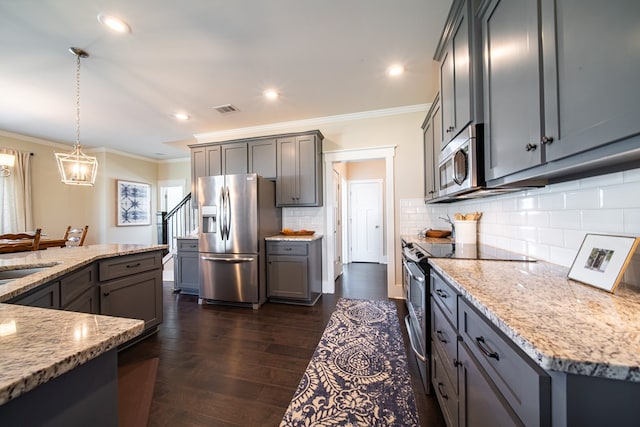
[55,47,98,186]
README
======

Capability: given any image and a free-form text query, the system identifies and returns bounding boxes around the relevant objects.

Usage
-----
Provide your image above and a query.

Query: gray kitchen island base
[0,348,118,427]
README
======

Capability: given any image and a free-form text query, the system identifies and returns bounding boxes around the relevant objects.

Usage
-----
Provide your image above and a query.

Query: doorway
[333,168,343,280]
[324,146,397,298]
[349,179,383,263]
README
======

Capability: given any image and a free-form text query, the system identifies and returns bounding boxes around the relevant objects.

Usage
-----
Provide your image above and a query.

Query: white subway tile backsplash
[622,209,640,235]
[564,188,601,210]
[399,168,640,280]
[581,209,624,233]
[601,182,640,209]
[549,211,581,230]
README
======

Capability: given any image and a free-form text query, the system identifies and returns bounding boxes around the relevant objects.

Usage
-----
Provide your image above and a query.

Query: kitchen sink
[0,265,56,285]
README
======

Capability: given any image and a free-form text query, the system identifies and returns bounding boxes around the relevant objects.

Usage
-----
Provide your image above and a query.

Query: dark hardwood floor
[118,263,446,426]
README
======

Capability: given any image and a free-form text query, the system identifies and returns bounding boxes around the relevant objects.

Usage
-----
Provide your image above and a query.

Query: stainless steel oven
[402,240,430,394]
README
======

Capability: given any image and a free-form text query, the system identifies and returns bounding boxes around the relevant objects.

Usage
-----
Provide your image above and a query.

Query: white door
[349,180,382,263]
[333,168,343,279]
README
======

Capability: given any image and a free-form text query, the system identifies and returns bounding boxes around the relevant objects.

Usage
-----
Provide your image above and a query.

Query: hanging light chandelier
[55,47,98,186]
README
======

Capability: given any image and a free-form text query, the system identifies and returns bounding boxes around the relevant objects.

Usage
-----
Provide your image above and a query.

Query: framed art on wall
[568,233,640,293]
[117,180,151,226]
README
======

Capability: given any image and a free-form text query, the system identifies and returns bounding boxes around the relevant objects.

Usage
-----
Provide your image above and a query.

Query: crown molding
[194,104,429,143]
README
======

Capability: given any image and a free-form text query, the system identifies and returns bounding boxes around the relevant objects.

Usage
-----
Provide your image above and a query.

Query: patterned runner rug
[281,298,420,426]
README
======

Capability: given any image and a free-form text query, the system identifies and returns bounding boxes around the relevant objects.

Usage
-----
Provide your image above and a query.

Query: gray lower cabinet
[98,252,163,332]
[276,131,323,207]
[431,269,550,427]
[175,238,199,295]
[10,281,60,309]
[61,264,98,313]
[482,0,640,184]
[9,264,97,312]
[267,238,322,305]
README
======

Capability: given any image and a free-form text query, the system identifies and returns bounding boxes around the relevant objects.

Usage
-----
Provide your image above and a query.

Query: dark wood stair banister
[157,193,196,255]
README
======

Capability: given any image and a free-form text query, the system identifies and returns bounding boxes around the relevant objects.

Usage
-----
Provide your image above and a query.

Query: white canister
[454,220,477,244]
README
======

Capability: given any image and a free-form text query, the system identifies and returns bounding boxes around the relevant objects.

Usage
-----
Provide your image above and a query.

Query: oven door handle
[406,263,426,282]
[404,315,426,363]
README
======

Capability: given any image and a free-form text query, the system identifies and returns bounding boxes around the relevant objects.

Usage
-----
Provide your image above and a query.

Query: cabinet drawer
[458,298,550,427]
[432,344,459,427]
[60,264,96,307]
[177,239,199,252]
[431,270,458,326]
[431,300,458,392]
[99,252,162,282]
[458,341,523,427]
[267,241,308,256]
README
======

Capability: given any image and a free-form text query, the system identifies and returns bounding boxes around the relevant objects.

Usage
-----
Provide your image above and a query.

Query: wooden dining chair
[0,228,42,252]
[63,225,89,247]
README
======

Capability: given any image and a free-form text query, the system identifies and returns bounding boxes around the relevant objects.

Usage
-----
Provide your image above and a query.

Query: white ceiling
[0,0,452,159]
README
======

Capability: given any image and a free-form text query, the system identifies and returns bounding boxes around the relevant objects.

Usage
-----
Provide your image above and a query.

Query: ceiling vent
[213,104,239,114]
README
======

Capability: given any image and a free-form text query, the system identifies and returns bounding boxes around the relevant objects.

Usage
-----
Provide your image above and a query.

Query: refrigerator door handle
[200,256,255,263]
[225,186,231,239]
[218,186,225,237]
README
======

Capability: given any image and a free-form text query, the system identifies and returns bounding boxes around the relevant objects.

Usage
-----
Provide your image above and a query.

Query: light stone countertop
[0,304,144,405]
[401,234,453,245]
[429,257,640,382]
[0,244,164,405]
[0,244,167,302]
[266,233,323,242]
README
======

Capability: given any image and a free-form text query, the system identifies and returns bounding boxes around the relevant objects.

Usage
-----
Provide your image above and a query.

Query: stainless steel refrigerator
[197,173,281,308]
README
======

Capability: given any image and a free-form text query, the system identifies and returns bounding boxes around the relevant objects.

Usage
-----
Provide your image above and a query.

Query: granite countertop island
[0,243,165,420]
[428,257,640,382]
[0,243,167,302]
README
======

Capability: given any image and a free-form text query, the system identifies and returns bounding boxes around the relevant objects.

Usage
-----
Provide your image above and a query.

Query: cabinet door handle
[541,136,554,144]
[284,248,293,251]
[437,382,449,400]
[103,292,110,297]
[475,336,500,360]
[126,262,141,269]
[525,143,537,152]
[453,358,462,367]
[435,330,448,344]
[435,289,448,299]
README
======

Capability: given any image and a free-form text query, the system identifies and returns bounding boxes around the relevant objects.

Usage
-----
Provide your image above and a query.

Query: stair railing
[157,193,196,254]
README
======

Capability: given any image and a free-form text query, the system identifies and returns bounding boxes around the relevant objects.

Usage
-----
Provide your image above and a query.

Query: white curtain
[0,149,33,233]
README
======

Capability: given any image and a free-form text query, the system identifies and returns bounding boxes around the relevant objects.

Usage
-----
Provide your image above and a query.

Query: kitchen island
[0,244,165,426]
[429,256,640,426]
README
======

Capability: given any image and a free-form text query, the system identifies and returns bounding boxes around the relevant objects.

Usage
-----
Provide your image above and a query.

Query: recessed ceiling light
[173,113,190,121]
[387,64,405,77]
[97,14,131,33]
[264,89,279,100]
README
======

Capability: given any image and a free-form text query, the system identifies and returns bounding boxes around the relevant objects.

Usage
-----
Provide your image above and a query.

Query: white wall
[400,167,640,285]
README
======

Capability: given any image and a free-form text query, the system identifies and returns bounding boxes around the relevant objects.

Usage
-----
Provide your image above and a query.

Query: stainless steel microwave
[438,124,483,197]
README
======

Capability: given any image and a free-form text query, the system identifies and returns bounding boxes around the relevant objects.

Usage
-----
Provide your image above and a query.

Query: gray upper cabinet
[423,94,441,202]
[248,138,276,179]
[482,0,640,184]
[437,0,480,149]
[541,0,640,163]
[221,142,248,175]
[276,131,323,207]
[482,0,542,180]
[190,131,322,207]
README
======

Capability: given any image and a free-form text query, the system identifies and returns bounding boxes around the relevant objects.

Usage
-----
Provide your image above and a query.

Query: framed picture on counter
[116,180,151,226]
[568,233,640,293]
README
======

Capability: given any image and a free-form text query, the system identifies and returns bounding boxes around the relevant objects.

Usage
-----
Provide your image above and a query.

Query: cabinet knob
[541,136,554,144]
[525,143,537,152]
